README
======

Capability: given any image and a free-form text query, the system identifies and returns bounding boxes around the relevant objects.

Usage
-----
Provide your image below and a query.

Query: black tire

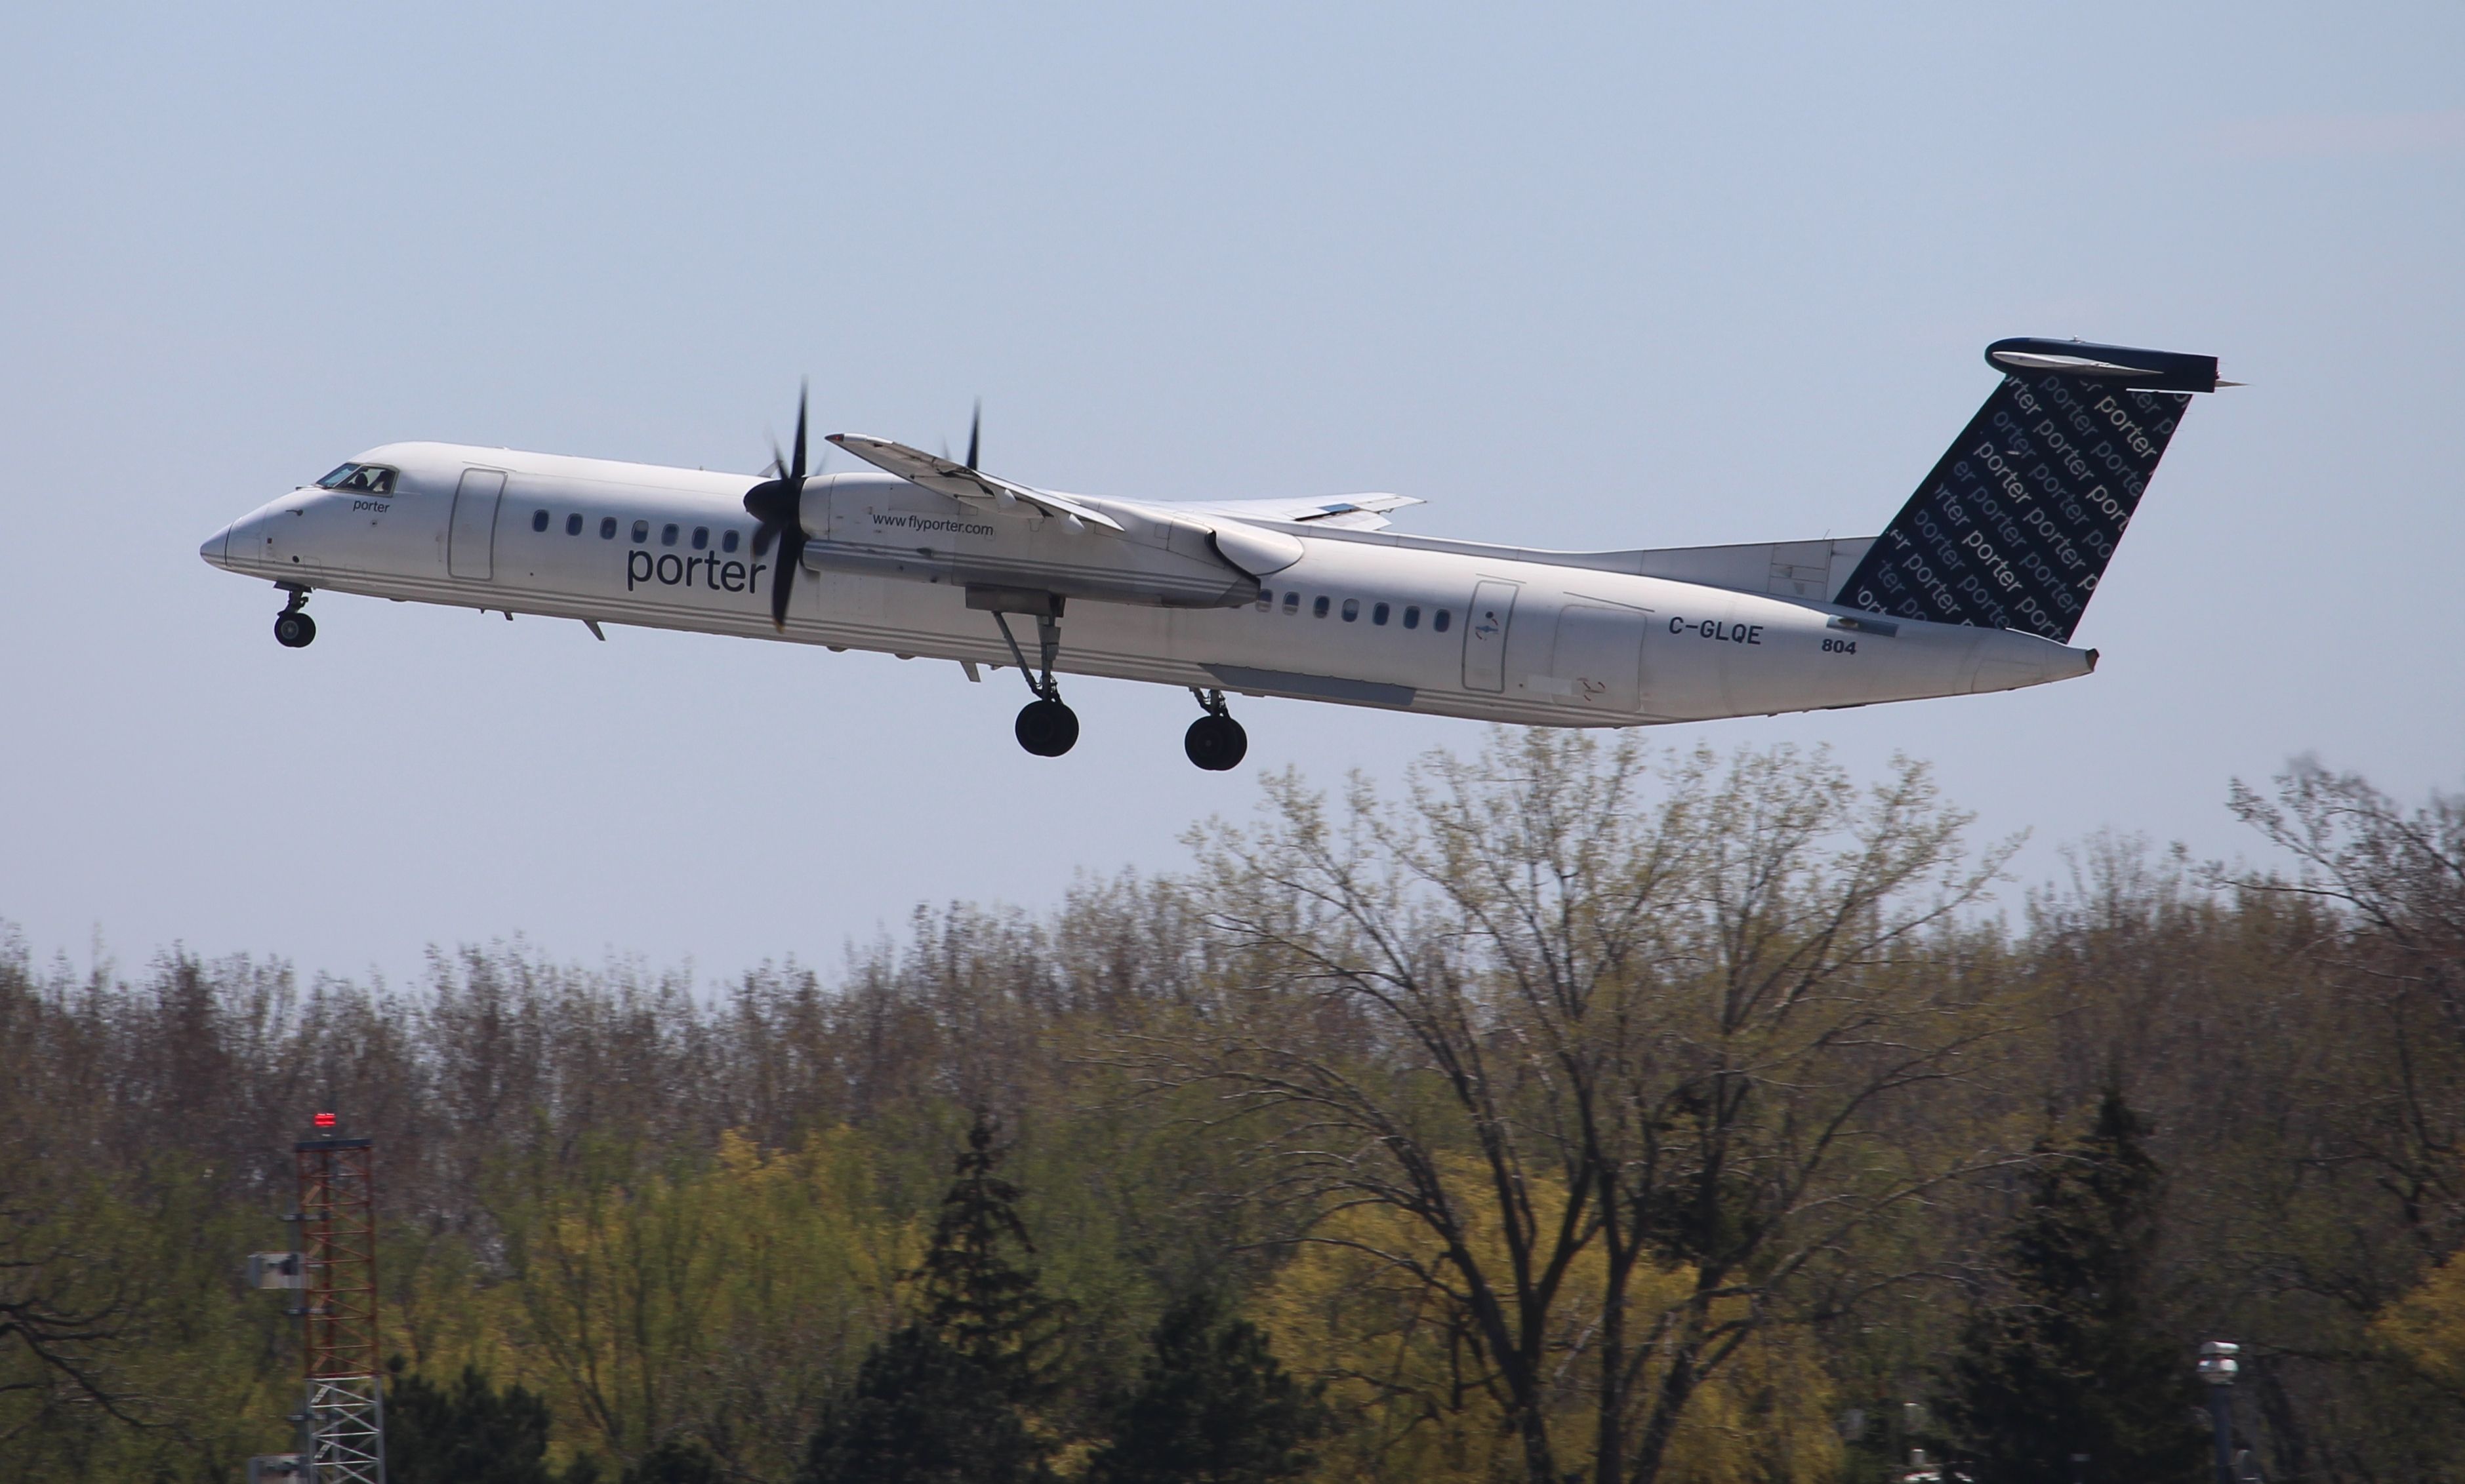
[1015,699,1080,757]
[1184,714,1248,771]
[274,612,316,649]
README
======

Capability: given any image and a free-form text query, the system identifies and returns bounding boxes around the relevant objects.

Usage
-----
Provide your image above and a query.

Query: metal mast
[295,1113,386,1483]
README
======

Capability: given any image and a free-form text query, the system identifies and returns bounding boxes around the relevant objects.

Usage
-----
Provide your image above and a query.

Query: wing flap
[1154,493,1421,532]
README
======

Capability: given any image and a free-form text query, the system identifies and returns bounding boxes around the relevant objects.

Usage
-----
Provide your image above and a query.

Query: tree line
[1,736,2460,1482]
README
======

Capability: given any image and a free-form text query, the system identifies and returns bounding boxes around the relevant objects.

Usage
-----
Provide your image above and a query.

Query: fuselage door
[1462,579,1519,692]
[447,469,507,580]
[1551,601,1648,712]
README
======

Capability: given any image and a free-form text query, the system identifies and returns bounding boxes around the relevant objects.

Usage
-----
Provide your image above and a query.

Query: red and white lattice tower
[294,1114,386,1483]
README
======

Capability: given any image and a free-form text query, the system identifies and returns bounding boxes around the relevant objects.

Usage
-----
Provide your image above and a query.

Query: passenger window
[565,513,583,536]
[531,509,550,532]
[1282,592,1299,614]
[1341,598,1360,622]
[1372,601,1390,626]
[661,523,680,546]
[1255,589,1273,611]
[722,530,741,553]
[1434,609,1452,632]
[691,527,710,550]
[1403,605,1421,629]
[1313,595,1330,618]
[631,519,649,544]
[600,517,617,539]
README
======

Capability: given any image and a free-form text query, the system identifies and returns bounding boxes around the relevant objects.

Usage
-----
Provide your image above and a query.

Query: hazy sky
[3,4,2459,986]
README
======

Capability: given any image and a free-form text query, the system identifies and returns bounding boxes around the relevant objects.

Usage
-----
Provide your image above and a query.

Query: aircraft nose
[199,521,234,570]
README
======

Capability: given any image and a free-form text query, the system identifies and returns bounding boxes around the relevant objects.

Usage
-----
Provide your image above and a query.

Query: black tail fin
[1833,338,2221,642]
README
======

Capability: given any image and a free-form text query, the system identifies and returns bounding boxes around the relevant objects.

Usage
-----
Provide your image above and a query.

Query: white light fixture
[2198,1339,2240,1386]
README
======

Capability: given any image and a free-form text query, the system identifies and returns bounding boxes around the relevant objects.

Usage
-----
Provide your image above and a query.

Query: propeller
[966,399,981,471]
[742,381,812,632]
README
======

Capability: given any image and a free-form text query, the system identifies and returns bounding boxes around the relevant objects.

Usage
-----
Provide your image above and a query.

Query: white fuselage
[200,441,2096,727]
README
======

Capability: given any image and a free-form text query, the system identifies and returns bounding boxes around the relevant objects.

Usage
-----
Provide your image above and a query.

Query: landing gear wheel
[1015,698,1080,757]
[1184,714,1248,771]
[274,612,317,649]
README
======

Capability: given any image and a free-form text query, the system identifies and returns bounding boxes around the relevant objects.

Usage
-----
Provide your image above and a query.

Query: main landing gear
[981,595,1249,769]
[1015,697,1080,757]
[1184,688,1247,772]
[990,601,1080,757]
[272,586,316,649]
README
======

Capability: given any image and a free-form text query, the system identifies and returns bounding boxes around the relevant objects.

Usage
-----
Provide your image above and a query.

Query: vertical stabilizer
[1833,338,2220,642]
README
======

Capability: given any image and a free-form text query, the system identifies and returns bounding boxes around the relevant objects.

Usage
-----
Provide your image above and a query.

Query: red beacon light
[312,1112,338,1130]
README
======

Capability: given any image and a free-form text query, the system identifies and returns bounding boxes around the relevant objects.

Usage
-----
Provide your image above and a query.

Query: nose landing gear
[1184,689,1247,771]
[273,586,316,649]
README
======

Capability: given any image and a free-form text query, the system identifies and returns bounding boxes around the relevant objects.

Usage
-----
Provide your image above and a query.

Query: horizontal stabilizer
[1834,338,2220,642]
[1984,337,2220,395]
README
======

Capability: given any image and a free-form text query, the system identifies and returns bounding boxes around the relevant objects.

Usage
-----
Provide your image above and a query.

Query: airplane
[199,337,2222,770]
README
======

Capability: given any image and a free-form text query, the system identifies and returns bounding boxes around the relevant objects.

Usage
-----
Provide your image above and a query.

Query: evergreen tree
[384,1359,568,1484]
[798,1324,1057,1484]
[1086,1291,1330,1484]
[1934,1091,2208,1484]
[798,1111,1069,1484]
[912,1109,1070,1401]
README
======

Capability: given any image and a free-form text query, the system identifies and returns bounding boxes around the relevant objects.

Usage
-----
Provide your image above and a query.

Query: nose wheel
[273,586,316,648]
[1184,689,1248,771]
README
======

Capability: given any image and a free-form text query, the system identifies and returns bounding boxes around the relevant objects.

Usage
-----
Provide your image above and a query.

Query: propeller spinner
[743,382,812,631]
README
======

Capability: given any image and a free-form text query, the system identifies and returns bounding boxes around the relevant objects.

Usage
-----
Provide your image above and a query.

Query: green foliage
[1933,1093,2209,1484]
[474,1126,905,1475]
[621,1436,722,1483]
[385,1358,573,1484]
[1,748,2461,1481]
[798,1325,1056,1484]
[1086,1291,1328,1484]
[912,1111,1070,1403]
[801,1112,1073,1484]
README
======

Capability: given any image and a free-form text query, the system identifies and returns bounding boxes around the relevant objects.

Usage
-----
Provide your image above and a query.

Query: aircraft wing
[1149,493,1423,532]
[826,434,1126,532]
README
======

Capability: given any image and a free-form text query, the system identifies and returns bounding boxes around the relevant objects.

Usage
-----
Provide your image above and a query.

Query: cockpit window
[315,464,396,494]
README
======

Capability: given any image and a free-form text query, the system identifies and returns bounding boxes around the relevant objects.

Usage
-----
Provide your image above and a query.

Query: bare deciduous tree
[0,1180,146,1443]
[2221,759,2465,1256]
[1138,734,2022,1483]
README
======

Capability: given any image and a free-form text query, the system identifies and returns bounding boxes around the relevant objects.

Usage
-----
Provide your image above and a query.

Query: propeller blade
[966,399,981,471]
[744,381,816,630]
[790,380,808,481]
[770,528,807,630]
